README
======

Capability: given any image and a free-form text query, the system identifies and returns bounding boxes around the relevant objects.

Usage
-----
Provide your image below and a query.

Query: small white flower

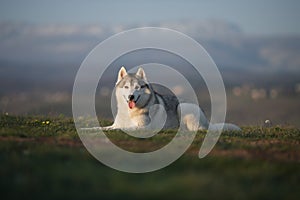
[265,119,271,124]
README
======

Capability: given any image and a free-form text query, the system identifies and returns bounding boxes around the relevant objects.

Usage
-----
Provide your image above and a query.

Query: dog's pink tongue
[128,101,136,109]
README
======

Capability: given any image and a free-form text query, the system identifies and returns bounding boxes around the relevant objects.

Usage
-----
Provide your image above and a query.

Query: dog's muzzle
[127,94,140,109]
[128,95,135,101]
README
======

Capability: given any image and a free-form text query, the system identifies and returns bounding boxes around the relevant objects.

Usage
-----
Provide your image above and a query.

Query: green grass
[0,115,299,200]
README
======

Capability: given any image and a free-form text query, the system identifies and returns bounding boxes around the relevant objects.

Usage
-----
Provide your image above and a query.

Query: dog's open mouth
[128,95,140,109]
[128,100,136,109]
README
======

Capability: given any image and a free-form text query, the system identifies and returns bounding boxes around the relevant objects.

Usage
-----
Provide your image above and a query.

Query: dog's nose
[128,95,134,101]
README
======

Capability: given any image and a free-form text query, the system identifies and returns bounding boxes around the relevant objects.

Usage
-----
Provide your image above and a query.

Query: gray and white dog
[99,67,241,132]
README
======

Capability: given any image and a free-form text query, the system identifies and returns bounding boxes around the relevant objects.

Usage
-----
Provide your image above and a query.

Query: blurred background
[0,0,300,127]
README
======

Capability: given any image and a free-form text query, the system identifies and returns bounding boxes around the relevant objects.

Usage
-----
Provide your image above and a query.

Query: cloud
[0,20,243,39]
[0,22,104,38]
[158,19,243,39]
[0,20,243,62]
[259,38,300,71]
[0,21,299,72]
[0,22,103,61]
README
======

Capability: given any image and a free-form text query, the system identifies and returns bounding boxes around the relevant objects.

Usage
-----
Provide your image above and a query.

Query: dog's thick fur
[100,67,241,132]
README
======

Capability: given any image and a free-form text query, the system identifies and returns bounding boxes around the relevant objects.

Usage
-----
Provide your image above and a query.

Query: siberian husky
[99,67,241,132]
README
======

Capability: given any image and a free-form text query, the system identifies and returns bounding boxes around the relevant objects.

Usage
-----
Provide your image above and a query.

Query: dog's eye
[135,86,140,90]
[124,86,129,89]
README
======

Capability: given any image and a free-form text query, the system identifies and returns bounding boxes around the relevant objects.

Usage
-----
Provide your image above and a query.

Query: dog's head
[116,67,152,109]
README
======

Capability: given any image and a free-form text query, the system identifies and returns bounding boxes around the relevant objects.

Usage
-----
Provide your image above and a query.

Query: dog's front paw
[80,127,103,131]
[101,126,115,131]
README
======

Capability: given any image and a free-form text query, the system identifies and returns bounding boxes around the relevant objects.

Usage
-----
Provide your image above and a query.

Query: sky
[0,0,300,36]
[0,0,299,71]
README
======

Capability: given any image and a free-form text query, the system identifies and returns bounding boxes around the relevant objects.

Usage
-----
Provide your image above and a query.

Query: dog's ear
[117,66,127,83]
[136,67,147,81]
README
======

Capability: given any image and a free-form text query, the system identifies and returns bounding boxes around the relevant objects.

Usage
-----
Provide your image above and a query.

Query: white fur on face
[115,67,152,108]
[118,80,148,102]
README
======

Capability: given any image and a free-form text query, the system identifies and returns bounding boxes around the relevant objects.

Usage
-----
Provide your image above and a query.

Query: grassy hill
[0,115,299,200]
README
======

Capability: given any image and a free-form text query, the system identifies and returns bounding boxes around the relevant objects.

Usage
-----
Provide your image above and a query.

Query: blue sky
[0,0,300,36]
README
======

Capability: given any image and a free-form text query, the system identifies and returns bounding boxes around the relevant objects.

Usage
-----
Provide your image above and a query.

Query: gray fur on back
[155,92,180,129]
